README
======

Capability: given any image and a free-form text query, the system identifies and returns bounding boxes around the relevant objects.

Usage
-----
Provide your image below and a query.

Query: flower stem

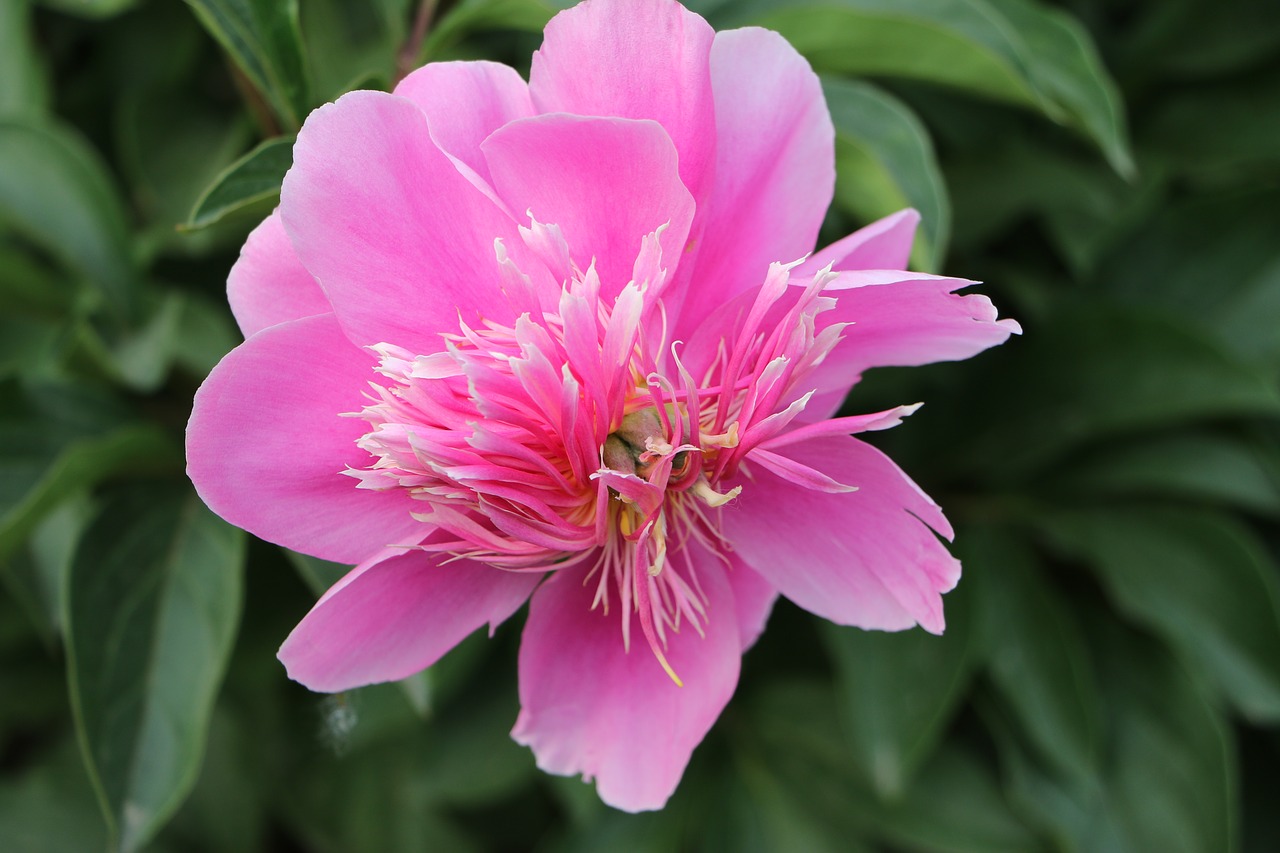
[395,0,440,86]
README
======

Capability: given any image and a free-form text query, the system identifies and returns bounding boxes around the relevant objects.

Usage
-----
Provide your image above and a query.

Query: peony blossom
[186,0,1018,811]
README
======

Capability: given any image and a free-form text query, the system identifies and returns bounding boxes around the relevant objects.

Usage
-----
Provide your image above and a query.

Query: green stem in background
[395,0,440,86]
[229,61,281,139]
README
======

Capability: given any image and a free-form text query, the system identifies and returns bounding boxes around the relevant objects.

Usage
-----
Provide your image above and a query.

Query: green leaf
[0,496,93,645]
[0,739,109,853]
[281,696,486,853]
[712,759,862,853]
[946,141,1134,274]
[101,290,185,392]
[162,709,267,853]
[963,526,1101,785]
[116,89,252,235]
[0,243,79,317]
[954,300,1280,480]
[65,486,246,853]
[821,582,975,799]
[34,0,138,18]
[985,623,1235,853]
[725,0,1131,171]
[984,0,1132,177]
[1091,190,1280,373]
[301,0,403,101]
[0,381,175,560]
[554,808,686,853]
[727,0,1041,106]
[284,549,348,597]
[874,744,1045,853]
[1143,68,1280,184]
[1045,431,1280,517]
[824,78,950,271]
[1216,256,1280,377]
[421,0,566,60]
[171,292,241,379]
[64,288,236,391]
[740,678,880,844]
[414,684,536,806]
[0,0,50,118]
[738,678,1037,851]
[182,0,311,130]
[0,313,62,381]
[987,719,1124,852]
[1097,626,1238,853]
[184,136,293,231]
[0,119,137,319]
[1123,0,1280,80]
[1038,506,1280,723]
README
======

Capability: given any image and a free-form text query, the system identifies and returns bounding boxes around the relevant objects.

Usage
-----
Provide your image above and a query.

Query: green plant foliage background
[2,0,1278,850]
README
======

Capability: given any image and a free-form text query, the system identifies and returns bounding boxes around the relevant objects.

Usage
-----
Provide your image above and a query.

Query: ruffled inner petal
[393,60,536,188]
[529,0,717,207]
[280,90,549,352]
[670,26,833,340]
[482,114,694,304]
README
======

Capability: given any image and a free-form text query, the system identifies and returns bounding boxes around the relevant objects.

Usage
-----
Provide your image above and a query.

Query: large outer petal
[226,209,330,339]
[280,90,536,352]
[393,60,535,187]
[529,0,717,207]
[512,548,741,812]
[794,208,920,277]
[672,27,834,339]
[724,435,959,634]
[806,271,1022,396]
[729,559,777,652]
[278,550,541,692]
[187,313,427,564]
[482,115,694,299]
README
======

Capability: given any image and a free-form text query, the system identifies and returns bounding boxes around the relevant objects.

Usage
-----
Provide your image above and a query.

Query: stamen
[633,556,683,688]
[691,479,742,508]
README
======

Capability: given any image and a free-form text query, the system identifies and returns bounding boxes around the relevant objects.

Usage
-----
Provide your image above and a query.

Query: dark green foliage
[1,0,1277,850]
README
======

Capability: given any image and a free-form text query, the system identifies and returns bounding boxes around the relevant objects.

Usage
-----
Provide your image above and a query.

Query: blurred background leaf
[65,486,245,853]
[0,120,138,320]
[181,0,311,132]
[184,135,293,231]
[824,77,950,271]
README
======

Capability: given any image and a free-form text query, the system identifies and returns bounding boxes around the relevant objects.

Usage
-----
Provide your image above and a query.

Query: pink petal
[728,560,777,652]
[482,115,694,299]
[794,208,921,277]
[393,60,535,187]
[226,209,330,339]
[280,91,539,352]
[748,447,858,493]
[512,549,741,811]
[724,435,959,634]
[529,0,717,206]
[672,26,833,339]
[279,549,541,692]
[807,271,1022,395]
[186,313,427,564]
[763,403,923,448]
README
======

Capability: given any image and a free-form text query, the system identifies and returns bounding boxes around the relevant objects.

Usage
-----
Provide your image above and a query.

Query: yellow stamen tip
[656,651,684,688]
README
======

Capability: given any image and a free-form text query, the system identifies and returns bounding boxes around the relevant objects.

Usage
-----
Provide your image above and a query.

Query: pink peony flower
[187,0,1018,811]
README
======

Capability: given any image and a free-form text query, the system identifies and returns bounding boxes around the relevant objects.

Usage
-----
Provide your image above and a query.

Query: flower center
[344,220,844,682]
